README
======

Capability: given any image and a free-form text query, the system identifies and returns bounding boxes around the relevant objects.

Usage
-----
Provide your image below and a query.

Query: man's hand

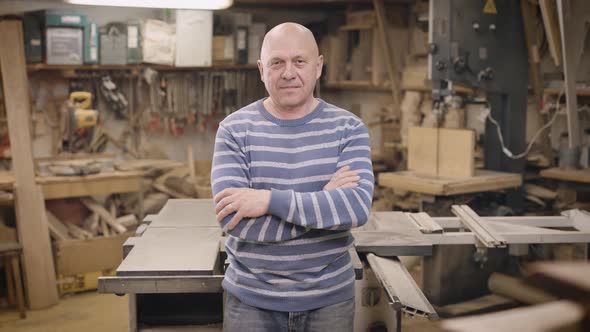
[323,165,360,191]
[214,188,271,230]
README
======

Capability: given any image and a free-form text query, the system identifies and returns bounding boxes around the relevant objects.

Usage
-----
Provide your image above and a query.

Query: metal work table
[100,199,590,331]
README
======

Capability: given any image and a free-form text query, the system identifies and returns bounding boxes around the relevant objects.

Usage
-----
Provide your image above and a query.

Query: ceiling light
[65,0,233,10]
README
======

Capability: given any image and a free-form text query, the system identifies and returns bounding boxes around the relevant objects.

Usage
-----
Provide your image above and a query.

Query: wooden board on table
[438,128,475,178]
[0,20,58,308]
[540,167,590,184]
[407,127,475,178]
[408,127,437,175]
[378,170,522,196]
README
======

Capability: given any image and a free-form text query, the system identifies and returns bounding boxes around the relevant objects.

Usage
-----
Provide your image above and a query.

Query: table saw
[99,199,590,331]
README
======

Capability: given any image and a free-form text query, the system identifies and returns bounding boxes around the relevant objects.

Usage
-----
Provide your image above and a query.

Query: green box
[44,9,86,28]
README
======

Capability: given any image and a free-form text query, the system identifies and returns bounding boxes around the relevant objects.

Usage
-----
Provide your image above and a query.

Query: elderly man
[211,22,374,332]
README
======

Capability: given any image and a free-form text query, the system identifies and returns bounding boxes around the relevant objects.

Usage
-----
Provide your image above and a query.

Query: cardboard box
[58,270,114,295]
[175,10,212,67]
[55,232,132,276]
[212,35,234,63]
[142,19,175,66]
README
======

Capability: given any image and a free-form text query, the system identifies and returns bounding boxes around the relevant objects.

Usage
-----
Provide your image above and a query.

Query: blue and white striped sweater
[211,98,374,312]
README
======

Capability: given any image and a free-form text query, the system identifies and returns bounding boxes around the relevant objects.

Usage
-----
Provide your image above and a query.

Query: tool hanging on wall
[100,75,128,118]
[63,91,98,153]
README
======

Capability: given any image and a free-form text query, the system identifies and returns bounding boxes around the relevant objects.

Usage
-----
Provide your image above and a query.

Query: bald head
[257,22,324,115]
[260,22,319,63]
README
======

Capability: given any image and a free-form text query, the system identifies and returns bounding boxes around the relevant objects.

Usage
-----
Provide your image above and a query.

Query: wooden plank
[539,0,562,66]
[45,210,73,241]
[540,167,590,184]
[378,170,522,196]
[38,171,142,199]
[525,262,590,302]
[441,300,584,332]
[81,198,127,234]
[557,0,589,148]
[373,0,401,117]
[521,0,544,103]
[0,20,58,309]
[438,128,475,178]
[407,127,474,178]
[407,127,438,175]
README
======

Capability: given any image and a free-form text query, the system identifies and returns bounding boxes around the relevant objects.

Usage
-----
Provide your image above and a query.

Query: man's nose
[281,62,296,80]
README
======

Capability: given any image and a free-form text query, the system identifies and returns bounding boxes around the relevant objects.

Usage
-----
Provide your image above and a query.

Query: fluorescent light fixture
[65,0,233,10]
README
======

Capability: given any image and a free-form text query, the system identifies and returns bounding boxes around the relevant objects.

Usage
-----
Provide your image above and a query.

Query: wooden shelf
[322,81,391,92]
[322,81,474,94]
[544,88,590,97]
[26,63,258,73]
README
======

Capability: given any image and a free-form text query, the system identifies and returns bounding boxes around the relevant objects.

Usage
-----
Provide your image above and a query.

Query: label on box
[128,26,139,48]
[91,48,97,61]
[61,15,81,24]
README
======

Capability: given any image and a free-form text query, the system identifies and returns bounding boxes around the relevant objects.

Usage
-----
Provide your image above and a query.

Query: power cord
[485,89,564,159]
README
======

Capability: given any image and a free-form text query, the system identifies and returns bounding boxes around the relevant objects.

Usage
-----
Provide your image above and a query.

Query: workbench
[378,170,522,196]
[0,170,143,200]
[378,170,522,214]
[540,167,590,184]
[99,199,590,332]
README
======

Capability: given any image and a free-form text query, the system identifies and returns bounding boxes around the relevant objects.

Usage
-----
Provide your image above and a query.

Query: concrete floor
[0,291,441,332]
[0,292,128,332]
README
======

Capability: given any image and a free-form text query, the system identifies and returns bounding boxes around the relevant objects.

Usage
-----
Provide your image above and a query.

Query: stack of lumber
[46,197,138,241]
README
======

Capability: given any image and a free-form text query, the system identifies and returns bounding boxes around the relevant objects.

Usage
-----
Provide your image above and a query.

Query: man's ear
[316,55,324,80]
[257,59,265,82]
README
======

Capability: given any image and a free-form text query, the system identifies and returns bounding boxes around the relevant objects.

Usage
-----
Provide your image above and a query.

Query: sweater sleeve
[211,124,309,243]
[267,122,374,230]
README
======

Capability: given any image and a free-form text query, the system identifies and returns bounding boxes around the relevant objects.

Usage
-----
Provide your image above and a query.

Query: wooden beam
[557,0,589,149]
[521,0,544,104]
[0,20,58,309]
[373,0,401,117]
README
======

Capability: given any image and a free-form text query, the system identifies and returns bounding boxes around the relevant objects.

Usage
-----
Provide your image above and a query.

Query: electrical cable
[486,89,564,159]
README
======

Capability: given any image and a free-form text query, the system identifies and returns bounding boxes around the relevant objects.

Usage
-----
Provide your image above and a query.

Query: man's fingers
[214,188,235,204]
[215,196,234,214]
[339,182,359,189]
[227,212,243,230]
[216,201,237,222]
[335,175,360,186]
[335,165,350,175]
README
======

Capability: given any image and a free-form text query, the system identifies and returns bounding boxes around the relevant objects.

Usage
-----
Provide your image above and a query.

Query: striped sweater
[211,98,374,312]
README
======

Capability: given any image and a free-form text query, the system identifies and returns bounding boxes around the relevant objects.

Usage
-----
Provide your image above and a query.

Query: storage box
[46,27,83,65]
[100,22,127,65]
[127,21,142,64]
[175,10,212,67]
[55,232,132,276]
[23,14,43,63]
[23,10,86,63]
[44,9,86,28]
[84,23,99,64]
[58,270,114,296]
[212,35,234,63]
[247,23,266,64]
[143,19,175,66]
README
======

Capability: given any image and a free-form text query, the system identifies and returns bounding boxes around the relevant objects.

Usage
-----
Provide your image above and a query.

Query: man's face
[258,30,323,110]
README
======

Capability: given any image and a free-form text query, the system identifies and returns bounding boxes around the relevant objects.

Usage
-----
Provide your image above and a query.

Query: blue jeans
[223,292,355,332]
